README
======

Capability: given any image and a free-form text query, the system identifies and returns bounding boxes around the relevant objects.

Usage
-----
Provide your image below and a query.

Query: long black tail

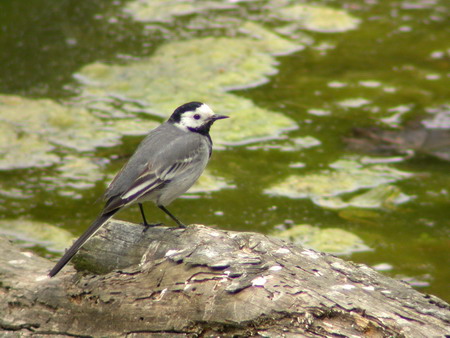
[48,210,117,277]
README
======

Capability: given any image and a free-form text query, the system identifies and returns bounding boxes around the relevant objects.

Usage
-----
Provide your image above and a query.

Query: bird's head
[169,102,229,134]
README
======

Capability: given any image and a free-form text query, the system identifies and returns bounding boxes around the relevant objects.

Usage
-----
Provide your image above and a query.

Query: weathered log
[0,220,449,337]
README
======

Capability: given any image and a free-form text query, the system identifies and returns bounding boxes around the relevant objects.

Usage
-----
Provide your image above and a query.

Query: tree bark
[1,220,449,337]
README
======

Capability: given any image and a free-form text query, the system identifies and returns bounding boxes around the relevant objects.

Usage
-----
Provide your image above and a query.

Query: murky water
[0,0,448,301]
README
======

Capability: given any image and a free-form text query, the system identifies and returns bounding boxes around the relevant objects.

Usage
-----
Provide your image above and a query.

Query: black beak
[212,114,230,121]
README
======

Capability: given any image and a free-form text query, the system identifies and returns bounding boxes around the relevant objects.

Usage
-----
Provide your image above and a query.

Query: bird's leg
[138,203,148,226]
[158,205,186,228]
[138,204,162,232]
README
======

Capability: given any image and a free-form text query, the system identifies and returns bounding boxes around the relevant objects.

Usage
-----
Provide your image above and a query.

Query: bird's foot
[142,222,164,232]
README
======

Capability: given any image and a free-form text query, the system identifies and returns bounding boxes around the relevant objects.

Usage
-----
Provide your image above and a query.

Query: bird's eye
[193,114,201,120]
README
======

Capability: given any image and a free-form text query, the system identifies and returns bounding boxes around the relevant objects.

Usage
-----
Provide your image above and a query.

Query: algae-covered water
[0,0,449,301]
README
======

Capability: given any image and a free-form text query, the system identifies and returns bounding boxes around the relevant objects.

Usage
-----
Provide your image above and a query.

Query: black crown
[169,102,204,123]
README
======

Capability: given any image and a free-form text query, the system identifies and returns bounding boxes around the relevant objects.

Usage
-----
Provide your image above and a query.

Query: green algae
[188,170,234,194]
[125,0,360,34]
[0,95,165,197]
[0,219,74,253]
[124,0,235,23]
[76,33,299,145]
[0,95,122,170]
[265,158,413,205]
[51,156,106,196]
[0,122,59,170]
[238,21,307,56]
[275,4,360,33]
[107,118,160,136]
[0,94,167,195]
[338,98,372,109]
[251,135,322,152]
[291,136,321,149]
[211,95,297,145]
[313,185,411,210]
[274,224,371,255]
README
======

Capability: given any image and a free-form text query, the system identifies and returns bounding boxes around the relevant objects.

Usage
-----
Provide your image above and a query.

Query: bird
[48,102,228,277]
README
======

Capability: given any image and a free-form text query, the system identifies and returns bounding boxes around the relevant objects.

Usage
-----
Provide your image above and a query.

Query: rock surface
[0,220,449,337]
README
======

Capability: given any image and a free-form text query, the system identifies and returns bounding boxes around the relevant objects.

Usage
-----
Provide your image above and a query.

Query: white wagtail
[49,102,228,277]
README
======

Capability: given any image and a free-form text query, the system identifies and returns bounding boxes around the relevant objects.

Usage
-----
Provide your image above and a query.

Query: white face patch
[174,103,215,131]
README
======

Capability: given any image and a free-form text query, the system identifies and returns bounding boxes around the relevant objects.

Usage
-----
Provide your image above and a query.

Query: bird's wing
[103,134,209,213]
